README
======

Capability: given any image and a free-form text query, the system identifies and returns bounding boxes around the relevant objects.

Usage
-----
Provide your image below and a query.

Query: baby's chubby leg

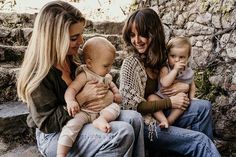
[57,111,90,157]
[93,103,120,133]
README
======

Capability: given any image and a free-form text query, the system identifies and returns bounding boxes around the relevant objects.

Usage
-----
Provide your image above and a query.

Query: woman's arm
[137,98,171,114]
[189,81,196,99]
[76,80,108,105]
[82,90,114,112]
[137,93,190,114]
[169,93,190,110]
[161,82,190,97]
[30,78,71,133]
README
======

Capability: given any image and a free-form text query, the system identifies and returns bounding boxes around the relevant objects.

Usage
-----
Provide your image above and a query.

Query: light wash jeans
[36,110,145,157]
[145,99,221,157]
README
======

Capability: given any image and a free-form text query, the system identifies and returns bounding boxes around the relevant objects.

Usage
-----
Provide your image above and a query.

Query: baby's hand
[174,62,186,72]
[114,94,122,104]
[67,100,80,117]
[159,121,169,129]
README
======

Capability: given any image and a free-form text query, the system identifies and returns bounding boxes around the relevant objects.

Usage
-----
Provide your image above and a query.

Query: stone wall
[0,0,235,156]
[135,0,236,155]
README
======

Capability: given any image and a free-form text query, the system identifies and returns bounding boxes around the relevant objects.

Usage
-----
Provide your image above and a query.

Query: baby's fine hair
[167,37,192,56]
[82,36,116,60]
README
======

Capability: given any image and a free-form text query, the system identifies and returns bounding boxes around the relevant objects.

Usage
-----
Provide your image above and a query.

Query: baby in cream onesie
[57,37,121,157]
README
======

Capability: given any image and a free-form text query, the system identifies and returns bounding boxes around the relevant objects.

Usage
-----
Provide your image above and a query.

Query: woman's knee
[112,121,135,144]
[119,110,143,126]
[191,99,212,112]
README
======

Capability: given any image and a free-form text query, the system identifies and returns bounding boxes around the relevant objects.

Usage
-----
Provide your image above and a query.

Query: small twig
[215,23,236,52]
[212,23,236,37]
[97,0,101,7]
[119,6,126,15]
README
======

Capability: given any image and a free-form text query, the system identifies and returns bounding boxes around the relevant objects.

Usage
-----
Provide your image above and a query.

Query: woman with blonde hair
[17,1,144,156]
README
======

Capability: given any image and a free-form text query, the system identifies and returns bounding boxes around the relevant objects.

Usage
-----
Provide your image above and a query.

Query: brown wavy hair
[122,8,167,70]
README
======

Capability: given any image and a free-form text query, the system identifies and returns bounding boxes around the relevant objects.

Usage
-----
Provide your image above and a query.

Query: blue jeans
[145,99,221,157]
[36,110,145,157]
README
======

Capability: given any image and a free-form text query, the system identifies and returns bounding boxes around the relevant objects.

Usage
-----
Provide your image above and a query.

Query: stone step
[0,45,26,63]
[85,20,124,35]
[0,31,123,49]
[0,27,32,46]
[0,48,126,67]
[0,36,124,63]
[0,101,28,135]
[0,64,19,103]
[0,12,36,28]
[0,12,124,34]
[0,144,42,157]
[0,50,126,103]
[0,101,41,156]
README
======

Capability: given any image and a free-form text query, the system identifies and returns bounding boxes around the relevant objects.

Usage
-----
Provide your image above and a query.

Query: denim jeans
[145,99,221,157]
[36,110,145,157]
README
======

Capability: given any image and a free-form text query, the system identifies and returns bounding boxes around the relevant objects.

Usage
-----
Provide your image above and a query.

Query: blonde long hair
[17,1,85,104]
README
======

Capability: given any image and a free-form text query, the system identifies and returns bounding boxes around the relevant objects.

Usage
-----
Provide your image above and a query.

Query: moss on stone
[194,68,228,102]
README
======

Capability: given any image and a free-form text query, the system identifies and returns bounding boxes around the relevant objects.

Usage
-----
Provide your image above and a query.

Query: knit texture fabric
[119,54,158,141]
[119,54,147,110]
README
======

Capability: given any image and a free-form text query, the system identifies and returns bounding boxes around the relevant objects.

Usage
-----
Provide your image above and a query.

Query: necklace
[62,60,71,74]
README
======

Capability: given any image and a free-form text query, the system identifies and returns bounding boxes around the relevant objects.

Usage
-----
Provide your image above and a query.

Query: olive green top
[27,63,76,133]
[137,75,171,114]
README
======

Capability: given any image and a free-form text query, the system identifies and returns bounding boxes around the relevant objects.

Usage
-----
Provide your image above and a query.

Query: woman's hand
[82,91,113,112]
[170,93,190,111]
[161,82,189,97]
[76,80,108,105]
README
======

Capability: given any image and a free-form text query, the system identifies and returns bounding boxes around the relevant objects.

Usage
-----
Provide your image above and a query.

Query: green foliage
[194,68,227,102]
[129,0,139,12]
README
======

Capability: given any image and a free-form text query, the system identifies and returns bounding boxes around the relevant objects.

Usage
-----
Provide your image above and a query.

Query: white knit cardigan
[119,54,147,110]
[119,54,158,140]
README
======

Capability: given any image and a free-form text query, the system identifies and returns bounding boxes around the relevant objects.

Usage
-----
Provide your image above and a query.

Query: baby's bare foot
[93,117,111,133]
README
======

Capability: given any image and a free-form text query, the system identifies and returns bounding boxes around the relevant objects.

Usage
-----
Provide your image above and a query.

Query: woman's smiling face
[68,21,85,55]
[130,22,150,54]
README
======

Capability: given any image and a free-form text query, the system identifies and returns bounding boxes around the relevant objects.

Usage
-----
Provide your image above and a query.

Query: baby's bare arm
[65,72,87,116]
[65,72,87,103]
[110,82,122,104]
[107,74,122,104]
[160,66,178,87]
